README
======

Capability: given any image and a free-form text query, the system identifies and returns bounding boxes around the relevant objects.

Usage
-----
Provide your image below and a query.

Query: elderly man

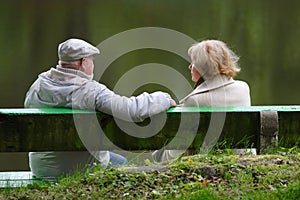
[25,38,176,180]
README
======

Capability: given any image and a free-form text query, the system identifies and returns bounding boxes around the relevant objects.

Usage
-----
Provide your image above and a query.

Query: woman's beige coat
[153,75,251,162]
[180,75,251,107]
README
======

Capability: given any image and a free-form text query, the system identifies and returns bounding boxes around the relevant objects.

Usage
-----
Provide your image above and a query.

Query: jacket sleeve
[92,82,173,122]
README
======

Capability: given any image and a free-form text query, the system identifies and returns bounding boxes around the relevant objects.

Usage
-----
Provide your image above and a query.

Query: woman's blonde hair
[188,40,240,80]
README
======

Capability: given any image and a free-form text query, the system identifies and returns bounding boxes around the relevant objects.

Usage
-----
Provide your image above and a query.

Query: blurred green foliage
[0,0,299,107]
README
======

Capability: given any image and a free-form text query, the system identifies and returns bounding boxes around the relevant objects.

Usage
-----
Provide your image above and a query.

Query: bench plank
[0,171,40,188]
[0,106,299,152]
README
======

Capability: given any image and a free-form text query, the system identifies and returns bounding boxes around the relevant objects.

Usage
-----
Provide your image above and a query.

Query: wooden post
[259,111,279,153]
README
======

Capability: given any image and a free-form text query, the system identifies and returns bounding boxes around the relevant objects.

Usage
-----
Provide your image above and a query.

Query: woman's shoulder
[232,79,250,90]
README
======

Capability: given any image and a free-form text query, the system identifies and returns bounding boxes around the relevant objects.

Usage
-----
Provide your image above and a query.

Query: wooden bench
[0,106,299,187]
[0,171,40,187]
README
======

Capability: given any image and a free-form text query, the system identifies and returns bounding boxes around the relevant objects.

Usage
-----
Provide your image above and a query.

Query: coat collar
[39,66,91,84]
[179,75,234,103]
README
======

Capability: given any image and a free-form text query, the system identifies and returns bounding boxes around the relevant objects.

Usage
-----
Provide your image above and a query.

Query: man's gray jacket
[25,66,172,121]
[24,65,173,179]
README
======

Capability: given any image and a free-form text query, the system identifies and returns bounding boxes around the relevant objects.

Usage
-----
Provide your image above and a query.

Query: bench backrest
[0,106,299,154]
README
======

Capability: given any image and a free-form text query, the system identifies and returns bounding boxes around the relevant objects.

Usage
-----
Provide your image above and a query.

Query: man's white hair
[58,60,81,66]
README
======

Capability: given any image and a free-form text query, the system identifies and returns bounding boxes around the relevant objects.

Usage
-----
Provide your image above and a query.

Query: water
[0,0,299,106]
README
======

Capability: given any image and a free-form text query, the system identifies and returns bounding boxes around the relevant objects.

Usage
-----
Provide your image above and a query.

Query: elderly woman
[180,39,250,107]
[153,40,251,162]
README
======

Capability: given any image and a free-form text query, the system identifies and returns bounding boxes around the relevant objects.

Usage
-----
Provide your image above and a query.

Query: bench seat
[0,171,41,188]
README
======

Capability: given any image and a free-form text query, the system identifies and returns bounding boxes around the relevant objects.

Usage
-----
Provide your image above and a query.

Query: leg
[107,152,127,167]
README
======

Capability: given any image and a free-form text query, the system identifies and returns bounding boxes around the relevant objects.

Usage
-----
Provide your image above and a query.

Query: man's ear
[80,58,85,65]
[78,58,86,71]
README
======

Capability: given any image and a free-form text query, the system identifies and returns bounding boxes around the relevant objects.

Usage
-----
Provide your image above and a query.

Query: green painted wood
[0,106,299,152]
[0,108,94,115]
[0,109,260,152]
[167,106,300,113]
[0,114,87,152]
[278,112,300,147]
[0,171,40,188]
[1,105,300,115]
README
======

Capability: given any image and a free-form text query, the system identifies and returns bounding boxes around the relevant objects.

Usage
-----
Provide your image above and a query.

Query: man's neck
[60,64,80,70]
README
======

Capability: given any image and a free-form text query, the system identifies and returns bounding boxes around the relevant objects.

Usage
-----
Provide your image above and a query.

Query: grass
[0,146,299,199]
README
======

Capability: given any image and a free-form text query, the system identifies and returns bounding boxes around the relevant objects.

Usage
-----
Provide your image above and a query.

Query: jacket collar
[56,65,92,80]
[179,75,234,103]
[39,65,91,84]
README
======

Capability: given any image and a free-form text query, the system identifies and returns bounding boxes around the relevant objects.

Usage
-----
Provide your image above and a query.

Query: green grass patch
[0,147,299,199]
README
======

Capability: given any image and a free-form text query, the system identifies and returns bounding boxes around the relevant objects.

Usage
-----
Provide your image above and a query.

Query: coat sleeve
[91,82,172,122]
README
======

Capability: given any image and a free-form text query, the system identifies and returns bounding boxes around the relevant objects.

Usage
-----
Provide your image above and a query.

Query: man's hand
[170,99,177,107]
